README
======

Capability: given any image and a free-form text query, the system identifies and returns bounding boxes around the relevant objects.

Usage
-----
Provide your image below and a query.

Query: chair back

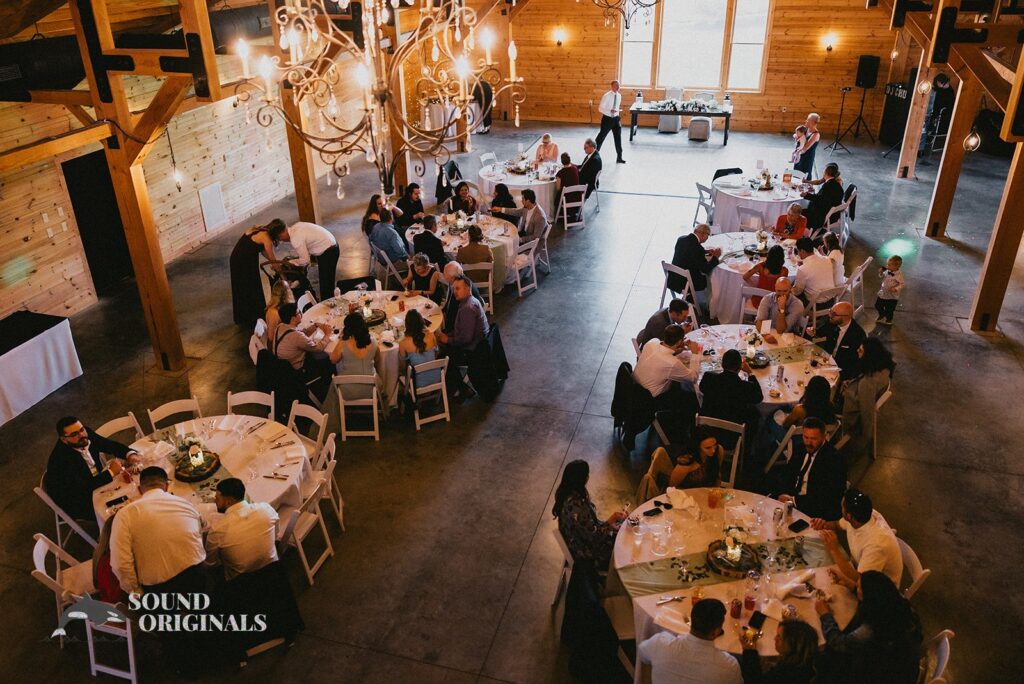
[763,424,798,472]
[479,152,497,167]
[406,358,451,430]
[514,238,540,297]
[664,87,682,100]
[462,261,494,314]
[843,256,873,315]
[34,486,98,548]
[372,243,408,289]
[923,629,955,683]
[824,200,848,229]
[296,290,317,313]
[694,182,715,226]
[694,91,714,102]
[807,285,848,323]
[631,337,641,358]
[95,412,144,443]
[147,396,201,431]
[31,533,74,598]
[332,374,381,440]
[695,415,745,488]
[227,390,275,419]
[553,526,575,567]
[287,400,329,454]
[738,285,772,324]
[313,433,336,471]
[735,206,764,232]
[559,184,588,230]
[712,167,742,181]
[249,333,266,366]
[660,260,699,310]
[896,535,930,598]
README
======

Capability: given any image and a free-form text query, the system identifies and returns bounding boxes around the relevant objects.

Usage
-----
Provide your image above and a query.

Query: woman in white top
[820,232,845,285]
[535,134,559,163]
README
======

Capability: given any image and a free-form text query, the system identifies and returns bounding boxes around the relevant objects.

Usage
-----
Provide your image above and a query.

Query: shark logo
[51,594,127,638]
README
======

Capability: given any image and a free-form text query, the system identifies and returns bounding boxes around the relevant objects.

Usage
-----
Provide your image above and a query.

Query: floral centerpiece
[757,167,773,191]
[509,156,531,174]
[754,229,769,252]
[173,435,220,483]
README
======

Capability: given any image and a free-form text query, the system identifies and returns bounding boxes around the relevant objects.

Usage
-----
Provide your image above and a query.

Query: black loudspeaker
[855,55,881,89]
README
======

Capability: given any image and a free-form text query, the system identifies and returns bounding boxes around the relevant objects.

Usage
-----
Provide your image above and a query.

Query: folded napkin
[134,438,176,462]
[776,569,816,600]
[734,261,755,274]
[761,598,785,621]
[655,604,691,634]
[254,421,288,442]
[380,330,395,344]
[665,488,701,517]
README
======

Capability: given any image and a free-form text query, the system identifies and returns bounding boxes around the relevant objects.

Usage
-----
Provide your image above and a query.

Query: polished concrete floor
[2,120,1022,682]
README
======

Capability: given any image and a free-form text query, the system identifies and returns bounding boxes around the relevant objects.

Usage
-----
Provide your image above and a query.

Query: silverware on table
[656,595,687,606]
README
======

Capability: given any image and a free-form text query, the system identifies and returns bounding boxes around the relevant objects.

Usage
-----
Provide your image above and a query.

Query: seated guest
[773,203,808,239]
[699,349,763,430]
[369,208,410,271]
[439,262,483,332]
[810,488,903,586]
[92,512,129,604]
[646,427,724,493]
[399,309,441,389]
[638,598,741,684]
[669,223,721,309]
[269,302,343,399]
[768,375,836,445]
[742,245,789,309]
[637,298,692,347]
[805,302,865,381]
[206,477,279,580]
[489,183,519,225]
[777,417,846,520]
[815,571,923,684]
[264,280,294,337]
[841,337,895,452]
[535,133,559,163]
[45,416,137,521]
[802,162,844,230]
[455,225,494,284]
[755,278,805,335]
[632,324,702,416]
[792,236,836,299]
[413,215,448,267]
[437,276,489,401]
[740,618,818,684]
[497,188,548,242]
[394,182,426,233]
[552,459,625,572]
[555,153,582,220]
[450,181,478,215]
[578,138,602,199]
[335,313,381,401]
[361,194,387,235]
[820,232,846,285]
[403,253,443,303]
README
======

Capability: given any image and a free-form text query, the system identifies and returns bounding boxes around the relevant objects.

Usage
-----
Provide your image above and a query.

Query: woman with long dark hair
[643,426,724,501]
[740,618,818,683]
[362,194,402,235]
[841,337,895,451]
[743,245,789,309]
[489,183,518,226]
[336,313,379,400]
[399,309,440,388]
[552,460,625,571]
[768,374,836,447]
[450,181,478,214]
[230,218,287,328]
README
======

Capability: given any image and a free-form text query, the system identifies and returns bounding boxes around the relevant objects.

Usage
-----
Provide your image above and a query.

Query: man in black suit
[778,418,846,520]
[578,139,603,199]
[44,416,137,520]
[805,301,865,381]
[668,223,721,308]
[412,215,448,267]
[698,349,764,430]
[802,162,845,230]
[440,262,483,333]
[395,183,426,235]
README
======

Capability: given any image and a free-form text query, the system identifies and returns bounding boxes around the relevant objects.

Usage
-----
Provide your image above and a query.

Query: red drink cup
[744,594,757,611]
[730,598,742,619]
[398,300,405,312]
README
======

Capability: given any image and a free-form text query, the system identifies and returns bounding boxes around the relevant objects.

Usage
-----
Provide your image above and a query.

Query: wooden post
[968,142,1024,332]
[281,88,323,224]
[924,75,982,238]
[896,53,937,179]
[887,30,911,85]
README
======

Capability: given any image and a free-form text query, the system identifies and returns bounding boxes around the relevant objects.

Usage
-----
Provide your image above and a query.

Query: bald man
[756,279,805,335]
[805,301,865,381]
[440,262,484,333]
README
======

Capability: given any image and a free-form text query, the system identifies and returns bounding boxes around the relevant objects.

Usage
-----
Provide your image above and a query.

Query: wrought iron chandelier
[585,0,659,29]
[234,0,526,197]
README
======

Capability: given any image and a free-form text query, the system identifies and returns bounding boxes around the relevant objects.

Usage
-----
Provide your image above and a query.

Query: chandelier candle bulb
[258,56,275,99]
[237,39,250,78]
[508,41,518,81]
[481,28,494,65]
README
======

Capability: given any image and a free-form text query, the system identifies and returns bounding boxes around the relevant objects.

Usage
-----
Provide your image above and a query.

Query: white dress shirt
[831,321,851,356]
[599,89,622,118]
[110,488,206,592]
[793,253,836,296]
[839,511,903,585]
[638,632,742,684]
[796,444,822,496]
[633,341,700,397]
[287,221,337,266]
[206,501,280,580]
[76,446,99,475]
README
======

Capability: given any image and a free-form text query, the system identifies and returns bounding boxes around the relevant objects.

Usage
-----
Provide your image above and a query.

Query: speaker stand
[826,88,852,155]
[881,141,901,158]
[839,87,876,144]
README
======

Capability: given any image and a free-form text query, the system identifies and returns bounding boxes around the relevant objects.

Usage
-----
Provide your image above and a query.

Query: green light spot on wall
[0,256,35,288]
[878,237,917,261]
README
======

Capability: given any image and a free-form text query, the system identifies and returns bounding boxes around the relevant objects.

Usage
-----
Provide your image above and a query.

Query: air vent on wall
[198,183,228,233]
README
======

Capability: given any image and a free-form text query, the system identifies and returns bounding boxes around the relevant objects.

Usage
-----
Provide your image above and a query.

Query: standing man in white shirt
[280,221,340,301]
[206,478,280,580]
[809,488,904,586]
[595,80,626,164]
[638,599,742,684]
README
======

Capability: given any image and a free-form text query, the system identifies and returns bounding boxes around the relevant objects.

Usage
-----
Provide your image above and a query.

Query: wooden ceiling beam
[958,44,1012,108]
[28,89,96,106]
[124,74,192,165]
[0,121,114,172]
[0,0,68,40]
[66,103,96,126]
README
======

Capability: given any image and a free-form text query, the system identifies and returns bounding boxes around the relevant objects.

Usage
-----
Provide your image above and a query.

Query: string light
[963,126,981,152]
[165,128,183,192]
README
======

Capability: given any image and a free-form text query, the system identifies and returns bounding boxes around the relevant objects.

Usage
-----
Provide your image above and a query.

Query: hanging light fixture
[585,0,659,29]
[963,126,981,152]
[165,128,183,192]
[234,0,526,197]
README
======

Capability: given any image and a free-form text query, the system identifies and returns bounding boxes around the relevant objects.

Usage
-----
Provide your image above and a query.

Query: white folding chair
[370,243,408,290]
[738,285,772,324]
[736,206,765,233]
[286,400,329,455]
[805,285,848,326]
[824,200,849,233]
[763,424,798,473]
[871,381,893,460]
[696,415,745,488]
[296,290,317,313]
[551,527,575,609]
[309,435,344,530]
[592,169,602,212]
[921,629,955,683]
[31,533,96,647]
[333,374,382,441]
[276,480,334,586]
[35,480,98,549]
[896,536,931,599]
[86,607,137,683]
[631,337,641,359]
[514,238,540,297]
[479,152,497,167]
[602,594,636,676]
[226,390,275,419]
[147,396,201,432]
[694,182,715,226]
[660,261,700,310]
[538,221,553,273]
[248,333,266,366]
[558,184,588,231]
[843,256,873,316]
[95,412,144,443]
[463,262,494,315]
[659,87,683,132]
[406,358,451,430]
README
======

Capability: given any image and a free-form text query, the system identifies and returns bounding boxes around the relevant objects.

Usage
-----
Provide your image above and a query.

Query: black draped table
[0,311,82,426]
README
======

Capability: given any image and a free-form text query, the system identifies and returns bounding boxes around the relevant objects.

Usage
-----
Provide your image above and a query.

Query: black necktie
[797,448,816,493]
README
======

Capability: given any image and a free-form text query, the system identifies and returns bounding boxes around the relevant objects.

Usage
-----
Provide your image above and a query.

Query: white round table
[92,415,311,527]
[611,488,857,670]
[405,214,519,292]
[301,291,443,408]
[712,175,805,233]
[705,232,800,324]
[686,324,840,408]
[477,162,558,217]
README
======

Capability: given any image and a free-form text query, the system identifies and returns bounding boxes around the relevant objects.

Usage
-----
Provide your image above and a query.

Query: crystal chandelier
[234,0,526,197]
[584,0,659,29]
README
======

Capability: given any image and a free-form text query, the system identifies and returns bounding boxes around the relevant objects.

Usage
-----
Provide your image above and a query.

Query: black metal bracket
[931,7,989,63]
[891,0,933,29]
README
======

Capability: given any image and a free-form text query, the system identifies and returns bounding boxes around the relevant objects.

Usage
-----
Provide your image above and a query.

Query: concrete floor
[1,120,1022,682]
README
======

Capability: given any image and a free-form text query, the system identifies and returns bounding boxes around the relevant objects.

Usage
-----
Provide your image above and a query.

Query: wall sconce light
[822,32,838,52]
[890,49,899,61]
[553,27,567,47]
[917,80,932,95]
[963,126,981,152]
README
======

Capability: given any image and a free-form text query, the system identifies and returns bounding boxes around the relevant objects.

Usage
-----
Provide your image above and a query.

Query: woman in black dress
[490,183,518,226]
[230,219,287,327]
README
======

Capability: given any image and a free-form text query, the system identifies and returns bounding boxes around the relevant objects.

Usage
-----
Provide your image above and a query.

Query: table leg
[724,115,730,146]
[630,112,638,141]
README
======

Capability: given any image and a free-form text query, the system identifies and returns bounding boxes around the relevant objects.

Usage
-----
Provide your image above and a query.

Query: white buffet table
[0,312,82,427]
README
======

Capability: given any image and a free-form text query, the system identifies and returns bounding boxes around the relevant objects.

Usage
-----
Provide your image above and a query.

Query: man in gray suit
[495,189,548,243]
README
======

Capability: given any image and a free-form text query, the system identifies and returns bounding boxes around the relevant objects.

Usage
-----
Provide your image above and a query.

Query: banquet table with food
[477,160,558,216]
[610,487,858,682]
[405,213,519,291]
[301,289,443,408]
[712,173,806,233]
[686,324,840,408]
[705,231,800,324]
[91,415,312,527]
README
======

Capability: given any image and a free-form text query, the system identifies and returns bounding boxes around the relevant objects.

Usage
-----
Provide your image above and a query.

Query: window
[619,0,771,92]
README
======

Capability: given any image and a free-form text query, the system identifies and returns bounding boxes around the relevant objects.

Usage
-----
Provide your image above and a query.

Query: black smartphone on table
[788,518,810,533]
[643,508,663,517]
[748,610,767,631]
[105,494,129,508]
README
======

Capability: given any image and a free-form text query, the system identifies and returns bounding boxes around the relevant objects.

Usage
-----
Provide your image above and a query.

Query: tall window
[620,0,771,92]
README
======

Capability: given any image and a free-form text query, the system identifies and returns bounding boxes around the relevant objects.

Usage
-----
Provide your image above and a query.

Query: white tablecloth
[611,489,858,682]
[705,232,800,324]
[406,214,519,292]
[0,317,82,426]
[477,162,558,216]
[92,415,311,527]
[686,324,839,408]
[301,291,443,408]
[712,175,805,233]
[423,102,459,137]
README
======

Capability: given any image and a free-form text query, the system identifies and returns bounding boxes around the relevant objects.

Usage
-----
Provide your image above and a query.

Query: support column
[897,53,937,179]
[887,30,911,85]
[969,142,1024,332]
[925,75,982,238]
[281,88,323,223]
